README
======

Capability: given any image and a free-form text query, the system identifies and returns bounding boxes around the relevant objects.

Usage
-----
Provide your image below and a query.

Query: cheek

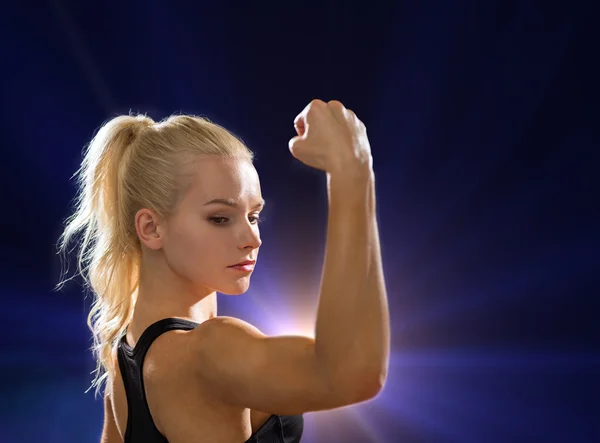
[164,223,223,279]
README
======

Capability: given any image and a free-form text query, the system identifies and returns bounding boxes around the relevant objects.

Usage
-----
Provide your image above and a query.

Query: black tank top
[117,317,304,443]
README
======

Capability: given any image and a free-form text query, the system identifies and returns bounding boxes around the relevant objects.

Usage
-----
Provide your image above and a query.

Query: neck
[129,264,218,336]
[133,289,218,325]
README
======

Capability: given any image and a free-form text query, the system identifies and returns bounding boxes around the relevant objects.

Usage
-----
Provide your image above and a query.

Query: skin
[104,156,269,442]
[130,155,264,334]
[102,99,388,442]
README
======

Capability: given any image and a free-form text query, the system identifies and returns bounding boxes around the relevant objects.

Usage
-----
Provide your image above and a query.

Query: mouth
[228,260,256,272]
[229,260,256,267]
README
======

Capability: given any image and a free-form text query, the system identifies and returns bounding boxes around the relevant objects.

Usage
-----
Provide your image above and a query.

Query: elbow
[335,369,387,404]
[323,355,388,406]
[354,370,386,401]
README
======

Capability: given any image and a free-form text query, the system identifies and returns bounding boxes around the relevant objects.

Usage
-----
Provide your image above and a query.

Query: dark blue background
[1,1,598,442]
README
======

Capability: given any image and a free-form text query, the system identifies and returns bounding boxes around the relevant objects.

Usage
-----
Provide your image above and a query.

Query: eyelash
[209,215,262,226]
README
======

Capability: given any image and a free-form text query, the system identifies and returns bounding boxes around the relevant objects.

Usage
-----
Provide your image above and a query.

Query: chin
[218,279,251,296]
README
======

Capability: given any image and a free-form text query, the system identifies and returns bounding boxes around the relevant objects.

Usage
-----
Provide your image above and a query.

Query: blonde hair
[54,113,254,398]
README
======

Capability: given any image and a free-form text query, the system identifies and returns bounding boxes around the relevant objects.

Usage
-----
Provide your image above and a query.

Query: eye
[209,217,229,225]
[249,215,262,224]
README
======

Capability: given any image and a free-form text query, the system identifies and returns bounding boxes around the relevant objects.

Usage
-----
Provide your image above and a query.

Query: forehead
[185,156,261,203]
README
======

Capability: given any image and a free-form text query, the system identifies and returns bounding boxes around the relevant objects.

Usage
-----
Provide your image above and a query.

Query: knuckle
[327,100,345,112]
[306,99,326,118]
[309,98,326,109]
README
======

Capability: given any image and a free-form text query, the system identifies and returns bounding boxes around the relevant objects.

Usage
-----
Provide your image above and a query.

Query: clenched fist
[288,99,372,175]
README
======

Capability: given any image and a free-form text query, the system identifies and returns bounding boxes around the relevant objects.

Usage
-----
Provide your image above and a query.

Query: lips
[229,260,256,267]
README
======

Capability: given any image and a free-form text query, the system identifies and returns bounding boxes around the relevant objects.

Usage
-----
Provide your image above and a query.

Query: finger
[293,111,305,127]
[295,99,326,129]
[327,100,348,124]
[288,135,304,154]
[293,111,309,138]
[293,118,306,137]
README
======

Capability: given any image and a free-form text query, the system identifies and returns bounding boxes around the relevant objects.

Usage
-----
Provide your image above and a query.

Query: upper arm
[190,316,381,415]
[101,391,122,443]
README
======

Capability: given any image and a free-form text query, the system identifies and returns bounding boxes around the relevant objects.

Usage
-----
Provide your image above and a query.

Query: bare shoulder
[185,315,381,415]
[187,316,281,372]
[190,315,315,371]
[192,316,267,343]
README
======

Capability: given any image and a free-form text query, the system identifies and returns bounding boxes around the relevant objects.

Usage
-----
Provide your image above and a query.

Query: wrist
[326,165,374,208]
[327,163,373,188]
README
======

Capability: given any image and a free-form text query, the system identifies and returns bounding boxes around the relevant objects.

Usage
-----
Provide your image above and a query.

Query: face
[161,156,264,295]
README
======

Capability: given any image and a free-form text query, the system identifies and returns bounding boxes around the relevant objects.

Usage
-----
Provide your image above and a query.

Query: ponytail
[55,114,153,398]
[56,112,254,398]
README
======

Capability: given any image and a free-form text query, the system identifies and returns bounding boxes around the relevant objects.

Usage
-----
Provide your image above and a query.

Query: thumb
[288,135,303,155]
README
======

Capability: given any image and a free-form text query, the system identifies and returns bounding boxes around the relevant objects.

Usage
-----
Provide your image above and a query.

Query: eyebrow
[203,198,266,209]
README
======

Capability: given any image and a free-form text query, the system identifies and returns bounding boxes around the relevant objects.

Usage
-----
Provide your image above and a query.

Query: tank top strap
[120,317,200,362]
[116,318,201,442]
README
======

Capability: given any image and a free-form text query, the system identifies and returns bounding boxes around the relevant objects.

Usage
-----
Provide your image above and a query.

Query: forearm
[314,167,389,386]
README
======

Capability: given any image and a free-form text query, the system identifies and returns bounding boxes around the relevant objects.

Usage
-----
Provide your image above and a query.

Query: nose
[238,221,262,250]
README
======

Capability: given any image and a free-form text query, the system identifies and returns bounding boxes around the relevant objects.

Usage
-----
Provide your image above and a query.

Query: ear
[135,208,165,250]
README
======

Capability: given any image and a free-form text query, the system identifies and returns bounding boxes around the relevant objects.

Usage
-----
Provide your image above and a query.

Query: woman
[56,99,389,443]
